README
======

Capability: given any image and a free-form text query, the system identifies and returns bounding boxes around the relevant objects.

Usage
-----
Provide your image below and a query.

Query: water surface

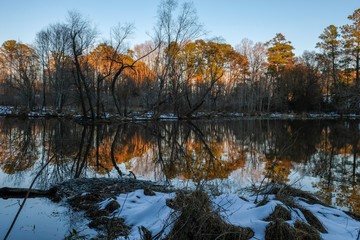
[0,118,359,238]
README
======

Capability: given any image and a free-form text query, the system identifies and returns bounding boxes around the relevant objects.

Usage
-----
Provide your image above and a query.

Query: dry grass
[299,208,327,233]
[265,220,295,240]
[261,184,326,240]
[88,216,130,239]
[272,185,323,207]
[68,192,104,211]
[264,205,291,222]
[294,220,321,240]
[265,219,321,240]
[165,190,254,240]
[255,197,269,207]
[270,185,328,234]
[67,191,130,239]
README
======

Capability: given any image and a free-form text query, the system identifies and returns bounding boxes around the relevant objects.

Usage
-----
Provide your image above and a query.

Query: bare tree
[41,23,72,113]
[67,11,98,119]
[133,41,158,110]
[89,23,158,117]
[1,41,39,110]
[152,0,205,118]
[236,39,268,112]
[108,23,135,116]
[35,30,51,110]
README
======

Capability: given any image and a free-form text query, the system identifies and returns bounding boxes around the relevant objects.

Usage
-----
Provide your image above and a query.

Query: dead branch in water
[0,187,57,199]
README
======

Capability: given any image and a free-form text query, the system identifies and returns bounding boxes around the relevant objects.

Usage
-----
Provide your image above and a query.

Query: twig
[118,192,129,216]
[254,126,302,202]
[4,155,54,240]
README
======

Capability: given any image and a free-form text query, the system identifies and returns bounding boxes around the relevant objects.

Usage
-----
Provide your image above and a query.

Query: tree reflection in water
[0,118,358,214]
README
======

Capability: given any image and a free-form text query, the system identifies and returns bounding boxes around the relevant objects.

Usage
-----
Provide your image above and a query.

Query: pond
[0,118,359,238]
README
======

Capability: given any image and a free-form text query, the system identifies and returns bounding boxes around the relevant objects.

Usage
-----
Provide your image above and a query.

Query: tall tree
[316,25,341,88]
[50,23,73,113]
[153,0,204,118]
[88,43,115,117]
[0,41,39,110]
[67,11,98,119]
[236,39,267,111]
[0,40,18,106]
[341,8,360,87]
[94,24,157,117]
[35,23,72,113]
[183,40,242,115]
[35,29,52,110]
[284,52,322,112]
[266,33,295,75]
[107,23,135,117]
[133,41,158,109]
[266,33,295,111]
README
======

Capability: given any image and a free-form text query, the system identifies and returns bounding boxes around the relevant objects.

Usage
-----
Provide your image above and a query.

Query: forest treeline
[0,0,359,119]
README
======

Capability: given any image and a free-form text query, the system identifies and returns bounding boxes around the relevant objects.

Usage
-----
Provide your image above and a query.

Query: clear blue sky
[0,0,359,55]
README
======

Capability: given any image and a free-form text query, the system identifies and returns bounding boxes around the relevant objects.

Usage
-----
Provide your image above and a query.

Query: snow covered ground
[1,184,359,239]
[100,190,176,239]
[98,189,360,240]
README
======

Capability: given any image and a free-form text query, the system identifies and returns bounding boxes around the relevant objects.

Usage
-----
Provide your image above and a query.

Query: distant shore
[1,105,360,123]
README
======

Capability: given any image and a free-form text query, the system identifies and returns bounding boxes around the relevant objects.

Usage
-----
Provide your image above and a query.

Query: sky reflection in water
[0,118,359,238]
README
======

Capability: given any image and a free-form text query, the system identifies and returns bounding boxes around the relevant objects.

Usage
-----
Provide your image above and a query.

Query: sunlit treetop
[266,33,295,74]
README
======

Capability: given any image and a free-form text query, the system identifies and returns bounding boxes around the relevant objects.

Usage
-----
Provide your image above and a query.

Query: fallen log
[0,187,57,199]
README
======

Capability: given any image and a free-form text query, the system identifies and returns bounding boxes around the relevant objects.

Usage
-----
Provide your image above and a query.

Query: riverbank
[1,105,360,122]
[52,178,360,239]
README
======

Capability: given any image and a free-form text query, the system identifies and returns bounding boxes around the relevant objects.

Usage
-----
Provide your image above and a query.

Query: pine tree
[341,9,360,87]
[316,25,341,86]
[266,33,295,75]
[265,33,295,111]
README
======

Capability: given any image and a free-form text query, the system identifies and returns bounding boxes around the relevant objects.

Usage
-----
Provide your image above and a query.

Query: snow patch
[105,190,175,239]
[106,190,360,240]
[0,106,12,115]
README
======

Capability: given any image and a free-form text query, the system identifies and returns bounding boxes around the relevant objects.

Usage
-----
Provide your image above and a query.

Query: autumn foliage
[0,4,360,116]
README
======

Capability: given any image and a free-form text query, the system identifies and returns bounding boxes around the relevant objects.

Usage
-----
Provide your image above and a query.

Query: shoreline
[1,109,360,123]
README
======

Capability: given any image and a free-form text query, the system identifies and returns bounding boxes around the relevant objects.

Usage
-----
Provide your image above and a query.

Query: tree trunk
[353,149,357,184]
[96,78,101,118]
[356,54,359,88]
[74,71,87,117]
[42,68,47,111]
[0,187,57,199]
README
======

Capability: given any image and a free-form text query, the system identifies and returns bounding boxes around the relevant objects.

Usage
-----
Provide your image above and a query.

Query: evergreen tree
[266,33,295,111]
[341,9,360,87]
[316,25,341,87]
[266,33,295,75]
